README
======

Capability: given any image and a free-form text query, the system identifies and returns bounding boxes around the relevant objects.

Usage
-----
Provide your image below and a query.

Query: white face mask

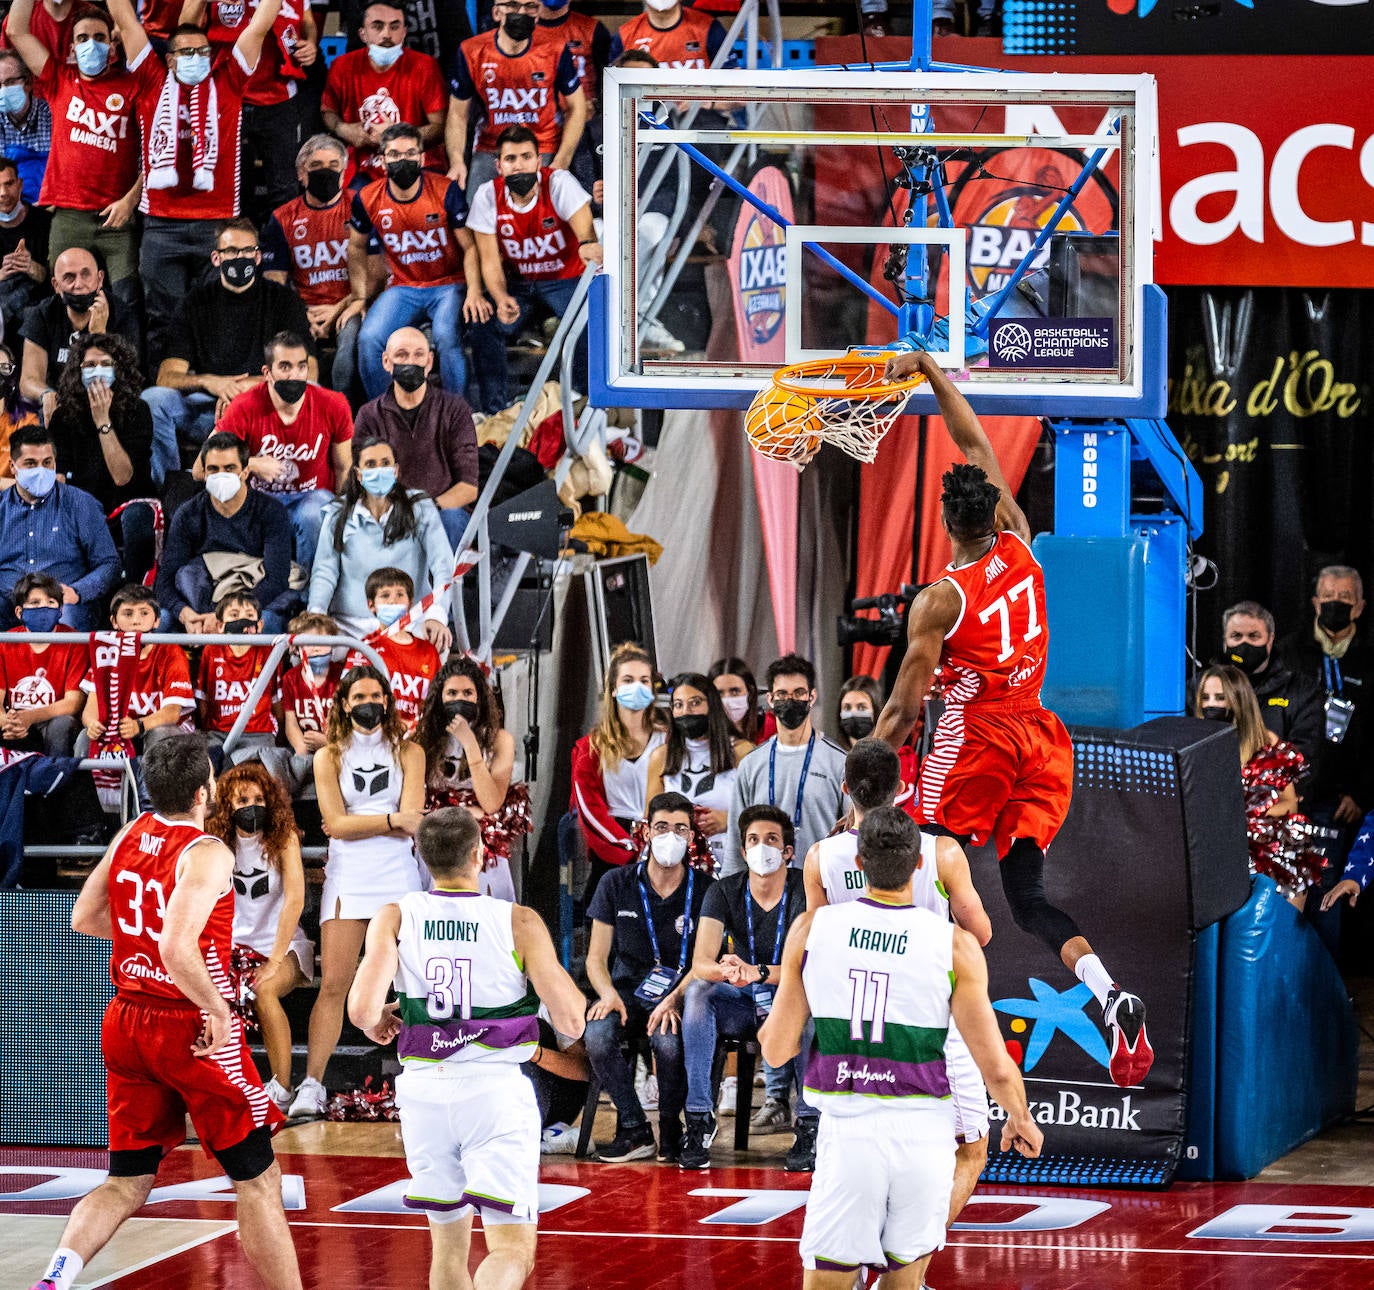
[645,0,677,11]
[650,832,687,868]
[205,472,242,503]
[720,694,751,724]
[745,843,785,876]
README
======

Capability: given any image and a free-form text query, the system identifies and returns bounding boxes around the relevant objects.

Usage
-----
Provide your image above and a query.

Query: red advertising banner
[817,37,1374,289]
[726,165,794,363]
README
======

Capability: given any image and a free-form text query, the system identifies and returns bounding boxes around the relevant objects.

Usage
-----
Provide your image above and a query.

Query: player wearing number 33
[348,807,586,1290]
[874,349,1155,1090]
[760,808,1042,1287]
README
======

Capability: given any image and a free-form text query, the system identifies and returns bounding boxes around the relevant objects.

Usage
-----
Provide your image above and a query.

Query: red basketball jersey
[263,193,351,306]
[938,531,1049,706]
[108,813,233,1005]
[547,9,603,109]
[493,168,583,280]
[351,172,467,288]
[457,27,579,154]
[614,7,719,69]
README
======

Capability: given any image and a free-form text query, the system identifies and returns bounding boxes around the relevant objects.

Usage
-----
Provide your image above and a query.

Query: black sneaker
[598,1121,656,1163]
[678,1111,716,1170]
[784,1118,818,1172]
[657,1117,683,1164]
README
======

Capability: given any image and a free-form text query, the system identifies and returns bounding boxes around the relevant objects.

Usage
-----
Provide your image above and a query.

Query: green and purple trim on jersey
[804,1016,951,1102]
[395,987,540,1063]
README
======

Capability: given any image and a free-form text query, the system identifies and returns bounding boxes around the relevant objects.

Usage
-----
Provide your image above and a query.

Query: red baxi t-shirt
[321,46,448,180]
[0,626,86,710]
[196,644,280,734]
[262,193,351,307]
[218,383,354,496]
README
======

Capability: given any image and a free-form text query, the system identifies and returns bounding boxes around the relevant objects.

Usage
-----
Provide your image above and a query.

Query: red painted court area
[6,1147,1374,1288]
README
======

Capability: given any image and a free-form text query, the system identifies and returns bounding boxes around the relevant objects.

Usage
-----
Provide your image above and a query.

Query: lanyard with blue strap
[1323,655,1355,743]
[743,875,788,1018]
[769,732,816,827]
[1324,655,1344,697]
[633,861,695,1005]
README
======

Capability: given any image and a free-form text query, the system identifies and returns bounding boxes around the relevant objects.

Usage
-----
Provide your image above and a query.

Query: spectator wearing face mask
[833,673,882,751]
[260,609,343,798]
[143,218,313,485]
[213,330,353,571]
[0,152,49,334]
[337,0,473,73]
[195,591,284,765]
[0,423,119,630]
[0,342,39,481]
[104,0,287,364]
[156,432,297,635]
[0,50,49,204]
[709,656,769,744]
[723,653,848,876]
[606,0,727,73]
[262,135,368,401]
[343,566,439,729]
[1219,600,1323,768]
[0,571,84,756]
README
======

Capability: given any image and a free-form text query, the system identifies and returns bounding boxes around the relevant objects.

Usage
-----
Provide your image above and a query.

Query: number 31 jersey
[938,530,1049,706]
[393,889,539,1069]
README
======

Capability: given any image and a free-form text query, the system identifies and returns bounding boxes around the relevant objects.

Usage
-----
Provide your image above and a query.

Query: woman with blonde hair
[289,664,427,1119]
[570,642,669,901]
[207,762,312,1113]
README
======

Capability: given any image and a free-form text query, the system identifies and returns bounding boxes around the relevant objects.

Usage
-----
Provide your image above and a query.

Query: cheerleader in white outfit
[646,673,755,874]
[290,664,427,1118]
[208,762,312,1114]
[415,656,528,901]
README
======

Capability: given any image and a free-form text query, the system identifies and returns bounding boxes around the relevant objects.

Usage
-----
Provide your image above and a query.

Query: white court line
[82,1224,237,1288]
[284,1222,1374,1259]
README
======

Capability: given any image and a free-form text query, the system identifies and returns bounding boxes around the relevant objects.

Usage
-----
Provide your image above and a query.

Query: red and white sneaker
[1104,988,1154,1088]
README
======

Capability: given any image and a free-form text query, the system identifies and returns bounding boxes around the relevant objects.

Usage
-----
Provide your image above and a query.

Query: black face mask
[392,363,428,393]
[503,12,536,41]
[233,804,269,834]
[350,702,385,730]
[386,158,422,190]
[273,378,308,405]
[62,289,99,314]
[1200,705,1232,722]
[1318,600,1354,634]
[305,168,342,202]
[840,713,875,740]
[222,618,256,635]
[1225,641,1268,676]
[673,713,709,740]
[505,169,538,199]
[221,259,256,288]
[444,698,480,724]
[773,698,811,731]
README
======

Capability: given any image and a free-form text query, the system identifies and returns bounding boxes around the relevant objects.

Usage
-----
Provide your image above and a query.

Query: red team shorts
[919,701,1073,857]
[103,994,282,1177]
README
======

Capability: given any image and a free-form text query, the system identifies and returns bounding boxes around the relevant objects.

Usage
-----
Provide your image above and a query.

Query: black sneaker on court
[598,1121,656,1163]
[784,1117,818,1172]
[657,1117,683,1164]
[1104,988,1155,1088]
[678,1111,716,1170]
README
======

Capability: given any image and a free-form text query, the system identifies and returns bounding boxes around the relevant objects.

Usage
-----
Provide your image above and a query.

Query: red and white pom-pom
[326,1076,400,1123]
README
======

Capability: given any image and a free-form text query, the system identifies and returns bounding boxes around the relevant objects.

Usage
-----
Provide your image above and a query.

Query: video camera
[836,585,918,648]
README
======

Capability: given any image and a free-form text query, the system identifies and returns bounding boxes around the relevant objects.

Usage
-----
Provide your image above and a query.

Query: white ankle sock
[1073,953,1115,1008]
[45,1249,84,1290]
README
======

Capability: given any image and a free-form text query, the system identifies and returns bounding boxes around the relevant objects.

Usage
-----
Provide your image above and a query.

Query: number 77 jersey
[939,531,1049,705]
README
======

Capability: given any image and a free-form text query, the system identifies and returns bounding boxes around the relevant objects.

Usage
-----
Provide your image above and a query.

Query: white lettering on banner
[382,229,448,255]
[740,244,786,290]
[951,1196,1112,1232]
[987,1089,1142,1131]
[259,432,326,462]
[65,98,129,139]
[1082,432,1099,511]
[484,87,548,113]
[501,230,568,263]
[292,240,348,271]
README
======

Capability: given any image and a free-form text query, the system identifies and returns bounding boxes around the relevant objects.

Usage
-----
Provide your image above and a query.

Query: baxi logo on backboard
[727,167,794,363]
[989,317,1117,369]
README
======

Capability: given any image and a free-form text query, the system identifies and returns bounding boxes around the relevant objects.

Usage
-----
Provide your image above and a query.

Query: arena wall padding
[0,892,113,1147]
[1176,921,1219,1181]
[1212,876,1359,1179]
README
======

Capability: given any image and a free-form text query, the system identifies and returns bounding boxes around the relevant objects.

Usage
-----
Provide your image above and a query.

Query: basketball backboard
[589,68,1164,417]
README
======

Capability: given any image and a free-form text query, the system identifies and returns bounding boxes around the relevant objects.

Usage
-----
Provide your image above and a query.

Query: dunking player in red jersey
[874,350,1154,1089]
[28,734,300,1290]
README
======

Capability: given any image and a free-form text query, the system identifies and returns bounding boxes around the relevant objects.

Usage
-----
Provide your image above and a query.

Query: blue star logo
[993,979,1109,1072]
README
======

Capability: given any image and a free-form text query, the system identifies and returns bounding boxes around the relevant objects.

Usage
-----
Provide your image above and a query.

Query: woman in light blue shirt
[307,436,454,650]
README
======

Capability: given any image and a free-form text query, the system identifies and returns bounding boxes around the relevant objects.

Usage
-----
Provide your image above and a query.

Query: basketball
[745,384,823,464]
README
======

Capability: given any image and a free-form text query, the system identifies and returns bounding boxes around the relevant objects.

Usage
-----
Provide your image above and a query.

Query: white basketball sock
[45,1248,84,1290]
[1073,953,1115,1009]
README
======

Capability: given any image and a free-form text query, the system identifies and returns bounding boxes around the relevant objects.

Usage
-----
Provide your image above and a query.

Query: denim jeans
[683,980,757,1115]
[496,275,586,393]
[328,310,363,403]
[275,488,334,569]
[439,505,471,553]
[584,999,687,1132]
[173,559,299,634]
[141,388,217,486]
[140,216,219,369]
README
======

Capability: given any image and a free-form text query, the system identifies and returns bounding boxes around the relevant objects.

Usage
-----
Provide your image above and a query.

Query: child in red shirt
[0,572,85,756]
[269,610,344,797]
[196,592,283,766]
[347,567,440,729]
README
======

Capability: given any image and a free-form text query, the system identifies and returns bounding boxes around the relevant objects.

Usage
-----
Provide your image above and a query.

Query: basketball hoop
[745,352,927,468]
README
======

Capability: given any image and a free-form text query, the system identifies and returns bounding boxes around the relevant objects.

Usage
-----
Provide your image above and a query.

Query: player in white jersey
[762,807,1041,1287]
[349,808,586,1290]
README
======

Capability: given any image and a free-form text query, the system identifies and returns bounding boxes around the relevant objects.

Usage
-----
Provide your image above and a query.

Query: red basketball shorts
[918,701,1073,856]
[103,993,282,1164]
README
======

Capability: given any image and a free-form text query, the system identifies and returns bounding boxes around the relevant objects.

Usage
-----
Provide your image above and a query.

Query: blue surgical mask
[20,605,61,633]
[0,203,20,223]
[174,53,211,86]
[306,654,333,675]
[375,602,407,627]
[0,84,26,115]
[74,40,111,77]
[16,465,56,498]
[368,41,404,69]
[360,466,396,497]
[81,364,115,388]
[615,681,655,712]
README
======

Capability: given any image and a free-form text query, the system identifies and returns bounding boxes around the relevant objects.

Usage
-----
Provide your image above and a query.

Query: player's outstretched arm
[161,838,238,1052]
[802,841,829,911]
[514,904,587,1042]
[758,912,815,1068]
[936,837,992,946]
[348,904,402,1043]
[874,580,961,750]
[949,928,1043,1159]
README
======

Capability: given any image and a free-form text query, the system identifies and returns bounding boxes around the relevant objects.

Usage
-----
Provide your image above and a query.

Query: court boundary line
[83,1221,237,1288]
